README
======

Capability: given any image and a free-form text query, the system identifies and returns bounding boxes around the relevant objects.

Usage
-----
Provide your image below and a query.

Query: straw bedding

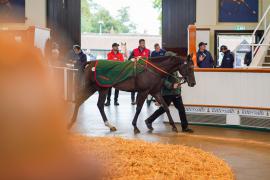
[71,135,234,180]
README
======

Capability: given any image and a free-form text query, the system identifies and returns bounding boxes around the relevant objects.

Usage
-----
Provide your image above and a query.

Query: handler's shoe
[114,102,120,106]
[182,128,194,133]
[105,101,111,106]
[131,101,136,105]
[145,120,154,131]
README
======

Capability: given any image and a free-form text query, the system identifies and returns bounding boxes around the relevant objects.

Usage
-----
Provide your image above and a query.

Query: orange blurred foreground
[0,36,103,180]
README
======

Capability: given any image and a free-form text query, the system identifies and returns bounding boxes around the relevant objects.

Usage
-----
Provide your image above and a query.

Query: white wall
[0,0,47,30]
[182,71,270,108]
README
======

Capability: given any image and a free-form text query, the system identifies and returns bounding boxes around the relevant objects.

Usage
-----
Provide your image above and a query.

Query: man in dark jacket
[72,45,87,90]
[220,45,234,68]
[145,72,193,133]
[244,51,252,66]
[151,43,166,57]
[197,42,214,68]
[73,45,87,70]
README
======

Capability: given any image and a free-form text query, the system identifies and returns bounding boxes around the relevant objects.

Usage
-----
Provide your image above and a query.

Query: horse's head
[178,54,196,87]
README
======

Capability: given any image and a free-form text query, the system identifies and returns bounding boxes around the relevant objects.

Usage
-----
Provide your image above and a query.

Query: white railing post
[265,17,268,31]
[250,5,270,63]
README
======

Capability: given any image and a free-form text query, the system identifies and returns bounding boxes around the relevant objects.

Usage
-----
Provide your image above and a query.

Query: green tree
[81,0,92,32]
[153,0,162,34]
[81,1,136,34]
[153,0,162,11]
[116,6,136,33]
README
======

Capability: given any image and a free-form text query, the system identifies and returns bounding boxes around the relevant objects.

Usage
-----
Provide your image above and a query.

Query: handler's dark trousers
[131,91,136,102]
[107,88,119,103]
[147,95,188,130]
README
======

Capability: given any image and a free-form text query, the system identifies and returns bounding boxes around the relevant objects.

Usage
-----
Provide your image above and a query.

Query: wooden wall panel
[47,0,81,51]
[162,0,196,56]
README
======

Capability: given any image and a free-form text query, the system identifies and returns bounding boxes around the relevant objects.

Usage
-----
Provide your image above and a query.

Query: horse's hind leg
[132,91,149,134]
[153,93,178,133]
[97,89,117,131]
[68,87,97,129]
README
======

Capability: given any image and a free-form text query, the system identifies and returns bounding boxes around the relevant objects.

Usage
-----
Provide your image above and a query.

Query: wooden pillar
[188,25,197,67]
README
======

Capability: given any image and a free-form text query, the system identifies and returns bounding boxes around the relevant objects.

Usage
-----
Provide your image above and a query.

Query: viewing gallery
[0,0,270,179]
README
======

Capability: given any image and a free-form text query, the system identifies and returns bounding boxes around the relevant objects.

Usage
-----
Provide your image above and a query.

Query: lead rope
[137,58,186,85]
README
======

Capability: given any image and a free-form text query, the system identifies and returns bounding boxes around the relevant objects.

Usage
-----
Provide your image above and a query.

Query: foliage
[81,0,136,33]
[152,0,162,34]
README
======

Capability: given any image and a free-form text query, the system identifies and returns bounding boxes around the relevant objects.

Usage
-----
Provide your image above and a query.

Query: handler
[145,72,194,133]
[128,39,151,105]
[105,43,124,106]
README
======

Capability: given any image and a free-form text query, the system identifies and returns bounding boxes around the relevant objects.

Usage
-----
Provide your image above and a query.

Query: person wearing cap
[107,43,124,62]
[128,39,151,105]
[220,45,234,68]
[151,43,166,58]
[196,42,214,68]
[105,43,124,106]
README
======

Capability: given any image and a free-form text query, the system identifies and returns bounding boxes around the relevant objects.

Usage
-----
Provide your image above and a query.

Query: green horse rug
[94,60,146,87]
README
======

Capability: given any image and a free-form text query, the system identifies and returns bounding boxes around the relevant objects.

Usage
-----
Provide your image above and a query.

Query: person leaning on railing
[71,45,87,91]
[105,43,124,106]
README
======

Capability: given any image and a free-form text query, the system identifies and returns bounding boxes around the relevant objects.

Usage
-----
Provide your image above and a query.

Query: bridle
[136,57,188,85]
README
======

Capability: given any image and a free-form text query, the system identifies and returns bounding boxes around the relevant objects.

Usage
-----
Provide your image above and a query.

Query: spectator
[220,45,234,68]
[72,45,87,70]
[145,72,193,133]
[244,51,252,66]
[72,45,87,90]
[129,39,150,105]
[151,43,166,57]
[196,42,214,68]
[105,43,124,106]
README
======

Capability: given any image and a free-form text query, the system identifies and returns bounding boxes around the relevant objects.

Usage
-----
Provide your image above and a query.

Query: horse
[68,54,196,134]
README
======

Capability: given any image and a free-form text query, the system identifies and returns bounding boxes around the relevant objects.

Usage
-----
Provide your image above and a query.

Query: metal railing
[49,65,78,101]
[251,5,270,60]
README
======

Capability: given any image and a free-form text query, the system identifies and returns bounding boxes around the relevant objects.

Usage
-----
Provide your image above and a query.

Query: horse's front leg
[153,93,178,133]
[97,89,117,131]
[132,91,149,134]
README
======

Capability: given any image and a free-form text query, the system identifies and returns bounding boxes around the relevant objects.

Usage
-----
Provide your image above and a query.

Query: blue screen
[219,0,258,22]
[0,0,25,22]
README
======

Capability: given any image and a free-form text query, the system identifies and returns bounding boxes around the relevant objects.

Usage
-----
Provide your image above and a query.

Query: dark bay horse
[69,55,196,133]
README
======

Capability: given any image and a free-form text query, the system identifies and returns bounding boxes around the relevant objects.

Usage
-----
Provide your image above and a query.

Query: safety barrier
[49,66,78,102]
[177,69,270,130]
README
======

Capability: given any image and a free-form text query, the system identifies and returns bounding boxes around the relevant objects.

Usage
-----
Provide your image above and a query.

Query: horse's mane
[149,56,171,62]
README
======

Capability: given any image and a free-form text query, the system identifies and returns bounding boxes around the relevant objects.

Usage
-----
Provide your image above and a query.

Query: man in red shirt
[107,43,124,62]
[105,43,124,106]
[128,39,150,105]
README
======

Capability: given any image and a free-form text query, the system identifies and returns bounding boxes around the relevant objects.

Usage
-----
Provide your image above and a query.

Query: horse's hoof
[110,126,117,132]
[172,127,178,133]
[134,127,141,134]
[145,120,154,131]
